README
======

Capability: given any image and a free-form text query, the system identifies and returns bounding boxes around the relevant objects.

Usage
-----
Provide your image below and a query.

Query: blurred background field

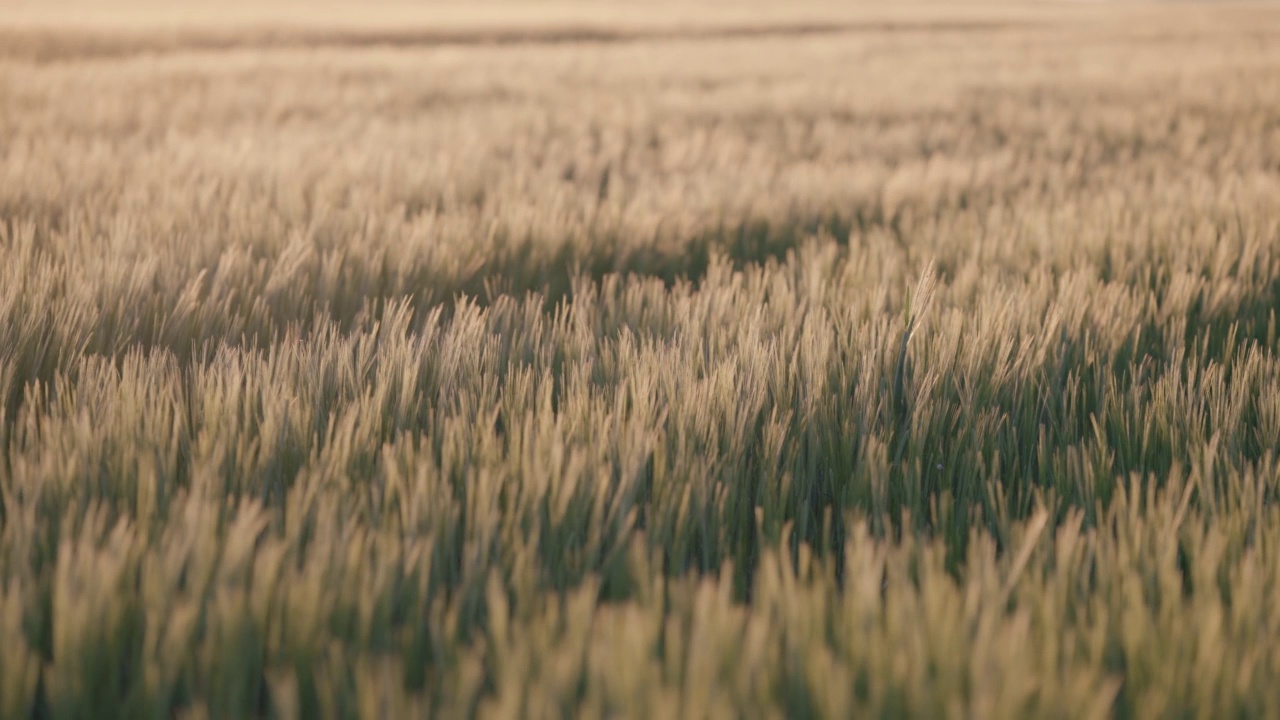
[2,1,1280,718]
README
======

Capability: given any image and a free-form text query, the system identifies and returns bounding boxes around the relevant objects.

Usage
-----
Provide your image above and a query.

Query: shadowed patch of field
[0,19,1048,63]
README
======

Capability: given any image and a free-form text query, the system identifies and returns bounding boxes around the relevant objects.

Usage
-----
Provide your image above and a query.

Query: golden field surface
[3,1,1280,717]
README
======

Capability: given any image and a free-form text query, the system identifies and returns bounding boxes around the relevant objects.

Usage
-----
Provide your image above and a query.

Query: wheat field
[3,1,1280,717]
